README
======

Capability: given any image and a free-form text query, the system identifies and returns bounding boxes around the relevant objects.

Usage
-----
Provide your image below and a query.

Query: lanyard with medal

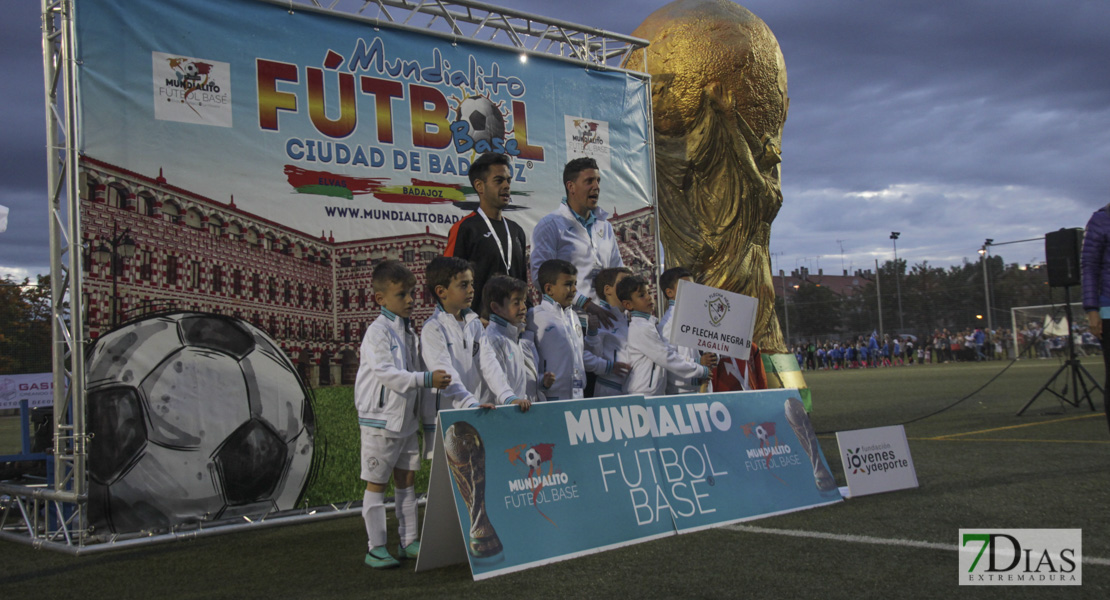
[477,207,512,273]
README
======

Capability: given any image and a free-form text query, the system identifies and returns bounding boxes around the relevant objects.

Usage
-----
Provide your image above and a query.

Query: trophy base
[468,537,505,564]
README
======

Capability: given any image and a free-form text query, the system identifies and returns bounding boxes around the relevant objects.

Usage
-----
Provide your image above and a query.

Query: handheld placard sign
[666,280,758,361]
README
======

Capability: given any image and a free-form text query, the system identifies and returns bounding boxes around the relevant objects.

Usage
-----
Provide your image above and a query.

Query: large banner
[74,0,653,241]
[71,0,657,517]
[428,390,841,579]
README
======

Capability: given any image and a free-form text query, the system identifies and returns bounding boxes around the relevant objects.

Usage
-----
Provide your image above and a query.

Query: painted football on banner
[458,95,506,144]
[524,446,543,471]
[85,312,315,534]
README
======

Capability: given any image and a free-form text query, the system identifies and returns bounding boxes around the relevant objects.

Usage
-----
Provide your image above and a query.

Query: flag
[763,352,812,412]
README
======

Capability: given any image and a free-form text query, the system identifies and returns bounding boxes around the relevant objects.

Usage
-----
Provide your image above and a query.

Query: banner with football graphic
[74,0,654,242]
[429,390,842,579]
[71,0,658,532]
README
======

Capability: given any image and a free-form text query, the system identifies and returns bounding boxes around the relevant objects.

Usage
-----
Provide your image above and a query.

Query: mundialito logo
[959,529,1081,586]
[503,442,579,525]
[152,51,232,127]
[564,116,611,169]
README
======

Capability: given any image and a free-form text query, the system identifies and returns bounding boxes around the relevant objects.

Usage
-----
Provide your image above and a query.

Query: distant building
[776,266,874,298]
[80,157,657,386]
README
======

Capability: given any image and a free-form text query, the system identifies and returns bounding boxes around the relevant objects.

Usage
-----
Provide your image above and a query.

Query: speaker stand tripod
[1017,288,1101,416]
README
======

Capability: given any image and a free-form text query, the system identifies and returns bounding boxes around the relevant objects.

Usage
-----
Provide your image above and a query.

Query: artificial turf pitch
[1,357,1107,598]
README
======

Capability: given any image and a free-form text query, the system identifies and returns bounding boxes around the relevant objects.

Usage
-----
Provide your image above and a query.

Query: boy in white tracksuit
[591,267,633,396]
[478,275,553,409]
[617,275,717,397]
[422,304,485,409]
[355,260,449,569]
[528,259,612,400]
[659,267,704,394]
[420,257,493,454]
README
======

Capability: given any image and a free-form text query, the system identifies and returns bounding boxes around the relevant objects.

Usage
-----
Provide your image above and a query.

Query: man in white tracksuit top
[530,158,623,327]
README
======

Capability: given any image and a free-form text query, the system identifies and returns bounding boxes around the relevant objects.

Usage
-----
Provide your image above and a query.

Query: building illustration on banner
[80,157,656,387]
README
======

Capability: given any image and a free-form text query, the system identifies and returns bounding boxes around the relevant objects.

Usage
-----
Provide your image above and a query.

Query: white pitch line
[726,524,1110,567]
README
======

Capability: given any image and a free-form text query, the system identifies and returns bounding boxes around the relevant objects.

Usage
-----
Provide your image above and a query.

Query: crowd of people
[791,323,1101,371]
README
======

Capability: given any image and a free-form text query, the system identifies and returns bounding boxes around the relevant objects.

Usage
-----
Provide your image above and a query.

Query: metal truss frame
[1,0,651,553]
[0,0,89,552]
[284,0,649,73]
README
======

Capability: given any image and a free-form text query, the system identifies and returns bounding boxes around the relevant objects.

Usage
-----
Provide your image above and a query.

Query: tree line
[775,255,1072,343]
[0,276,54,375]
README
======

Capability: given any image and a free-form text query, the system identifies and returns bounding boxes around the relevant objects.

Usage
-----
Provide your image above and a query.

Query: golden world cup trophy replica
[443,421,503,558]
[627,0,810,406]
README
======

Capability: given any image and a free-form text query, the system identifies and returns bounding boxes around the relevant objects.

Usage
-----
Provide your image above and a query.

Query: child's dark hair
[468,152,512,187]
[536,258,577,291]
[563,157,598,189]
[616,275,648,304]
[660,266,693,295]
[593,267,633,299]
[372,259,416,294]
[481,275,527,320]
[425,256,473,301]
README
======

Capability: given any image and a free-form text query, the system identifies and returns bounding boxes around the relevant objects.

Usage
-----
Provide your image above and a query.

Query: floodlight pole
[875,259,883,341]
[779,269,791,347]
[890,232,903,332]
[979,239,993,331]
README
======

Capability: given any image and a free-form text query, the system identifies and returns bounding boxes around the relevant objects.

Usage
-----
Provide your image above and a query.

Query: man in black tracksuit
[445,153,529,316]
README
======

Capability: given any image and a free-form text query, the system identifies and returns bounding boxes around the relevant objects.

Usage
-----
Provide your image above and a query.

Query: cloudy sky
[3,0,1108,281]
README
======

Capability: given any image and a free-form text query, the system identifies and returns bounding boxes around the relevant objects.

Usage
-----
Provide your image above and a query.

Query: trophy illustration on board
[444,421,504,558]
[784,397,837,491]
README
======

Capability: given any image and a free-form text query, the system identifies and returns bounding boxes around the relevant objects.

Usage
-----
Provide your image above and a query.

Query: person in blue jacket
[1081,204,1110,432]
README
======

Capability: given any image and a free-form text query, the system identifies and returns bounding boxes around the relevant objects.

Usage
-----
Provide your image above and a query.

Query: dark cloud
[761,0,1110,193]
[0,2,49,199]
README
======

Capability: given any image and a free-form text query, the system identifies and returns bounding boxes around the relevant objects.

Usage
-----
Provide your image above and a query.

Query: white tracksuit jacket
[661,302,705,394]
[421,304,485,411]
[354,308,434,437]
[593,299,630,396]
[527,296,609,401]
[625,311,710,397]
[530,201,623,307]
[479,314,545,405]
